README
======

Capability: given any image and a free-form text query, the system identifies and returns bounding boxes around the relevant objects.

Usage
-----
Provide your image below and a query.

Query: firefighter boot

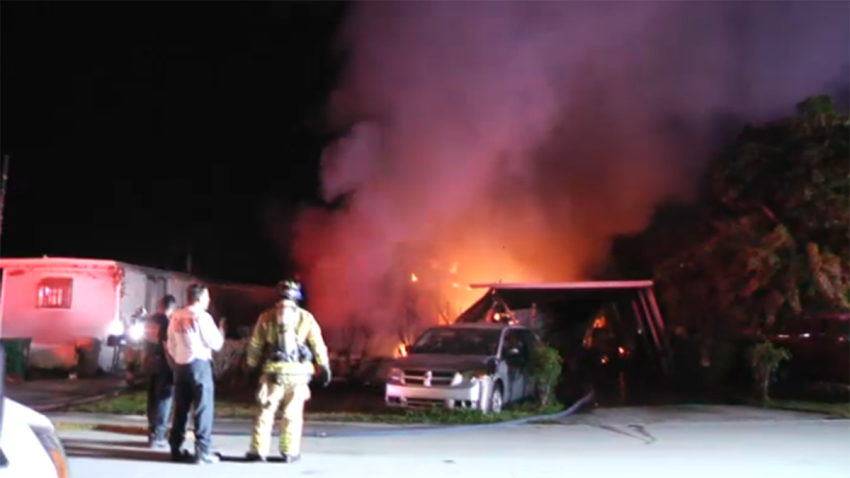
[245,452,266,463]
[280,453,301,463]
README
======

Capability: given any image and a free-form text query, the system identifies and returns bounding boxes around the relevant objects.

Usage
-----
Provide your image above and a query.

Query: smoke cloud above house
[289,1,849,341]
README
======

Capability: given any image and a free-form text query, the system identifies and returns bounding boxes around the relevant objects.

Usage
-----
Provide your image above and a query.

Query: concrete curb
[34,384,129,413]
[53,391,596,438]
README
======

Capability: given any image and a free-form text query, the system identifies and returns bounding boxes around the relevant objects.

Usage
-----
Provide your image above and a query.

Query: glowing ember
[410,273,418,283]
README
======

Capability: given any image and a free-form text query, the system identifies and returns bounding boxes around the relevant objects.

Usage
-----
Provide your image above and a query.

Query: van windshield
[410,327,501,356]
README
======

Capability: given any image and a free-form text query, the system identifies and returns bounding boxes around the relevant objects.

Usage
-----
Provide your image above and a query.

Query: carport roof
[455,280,671,373]
[466,281,654,309]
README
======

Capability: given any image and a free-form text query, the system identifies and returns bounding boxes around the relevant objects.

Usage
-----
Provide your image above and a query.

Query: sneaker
[280,453,300,463]
[149,439,169,450]
[194,451,220,465]
[245,452,266,462]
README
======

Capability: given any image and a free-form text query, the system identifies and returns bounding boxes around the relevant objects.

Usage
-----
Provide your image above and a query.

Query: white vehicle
[0,348,71,478]
[385,323,541,413]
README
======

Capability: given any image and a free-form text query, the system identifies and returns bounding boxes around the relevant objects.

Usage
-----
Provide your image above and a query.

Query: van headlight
[30,425,70,478]
[387,367,404,384]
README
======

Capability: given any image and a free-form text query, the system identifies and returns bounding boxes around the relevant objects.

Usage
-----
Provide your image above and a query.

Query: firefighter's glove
[319,365,332,387]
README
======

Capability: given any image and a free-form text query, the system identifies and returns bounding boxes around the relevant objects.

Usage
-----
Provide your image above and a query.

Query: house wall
[119,267,149,323]
[117,265,195,322]
[0,261,120,371]
[0,263,119,343]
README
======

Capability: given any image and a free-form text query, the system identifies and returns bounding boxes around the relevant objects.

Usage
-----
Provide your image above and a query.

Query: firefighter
[245,279,331,463]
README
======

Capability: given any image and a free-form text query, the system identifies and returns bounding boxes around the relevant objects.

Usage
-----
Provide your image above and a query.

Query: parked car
[385,323,542,413]
[769,313,850,386]
[0,347,72,477]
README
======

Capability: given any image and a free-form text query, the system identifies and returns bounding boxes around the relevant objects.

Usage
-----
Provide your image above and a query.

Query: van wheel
[488,382,504,414]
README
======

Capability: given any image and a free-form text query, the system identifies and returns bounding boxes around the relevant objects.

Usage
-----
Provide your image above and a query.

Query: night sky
[1,2,349,285]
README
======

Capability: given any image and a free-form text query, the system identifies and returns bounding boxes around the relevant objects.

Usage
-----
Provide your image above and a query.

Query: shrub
[214,338,250,388]
[527,343,563,409]
[750,340,791,403]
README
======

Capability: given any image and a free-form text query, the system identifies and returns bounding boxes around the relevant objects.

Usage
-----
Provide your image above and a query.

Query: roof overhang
[469,280,654,290]
[467,280,655,309]
[0,257,118,269]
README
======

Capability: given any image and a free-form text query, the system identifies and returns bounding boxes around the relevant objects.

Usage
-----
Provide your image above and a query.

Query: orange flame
[411,273,418,283]
[396,343,408,357]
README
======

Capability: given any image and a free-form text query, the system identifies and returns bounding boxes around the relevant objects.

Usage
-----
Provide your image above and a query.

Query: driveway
[60,407,850,478]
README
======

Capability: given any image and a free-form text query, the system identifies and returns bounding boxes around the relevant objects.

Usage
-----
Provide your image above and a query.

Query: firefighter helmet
[277,279,303,302]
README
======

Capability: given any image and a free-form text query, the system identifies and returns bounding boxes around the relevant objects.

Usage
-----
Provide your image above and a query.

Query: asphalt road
[61,408,850,478]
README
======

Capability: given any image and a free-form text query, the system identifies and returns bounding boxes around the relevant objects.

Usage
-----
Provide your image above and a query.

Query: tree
[654,95,850,337]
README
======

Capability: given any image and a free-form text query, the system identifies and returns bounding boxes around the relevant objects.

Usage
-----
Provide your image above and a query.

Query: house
[0,257,195,374]
[0,257,282,375]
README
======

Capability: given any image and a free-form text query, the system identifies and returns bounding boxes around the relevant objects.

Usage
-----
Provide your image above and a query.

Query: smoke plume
[290,1,849,344]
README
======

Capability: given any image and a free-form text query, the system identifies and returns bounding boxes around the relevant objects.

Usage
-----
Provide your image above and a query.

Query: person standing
[166,283,224,464]
[245,279,331,463]
[143,295,177,449]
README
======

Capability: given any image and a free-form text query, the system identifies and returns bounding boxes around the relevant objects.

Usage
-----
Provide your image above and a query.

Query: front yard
[756,399,850,418]
[66,390,566,425]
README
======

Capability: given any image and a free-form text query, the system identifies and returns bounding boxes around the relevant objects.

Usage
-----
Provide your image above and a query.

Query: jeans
[169,359,215,455]
[146,371,174,441]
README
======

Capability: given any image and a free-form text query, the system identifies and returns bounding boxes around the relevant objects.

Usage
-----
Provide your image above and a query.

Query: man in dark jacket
[143,294,177,449]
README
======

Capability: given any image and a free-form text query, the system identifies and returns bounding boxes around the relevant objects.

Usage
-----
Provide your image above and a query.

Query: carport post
[645,290,673,372]
[637,292,661,351]
[638,290,673,375]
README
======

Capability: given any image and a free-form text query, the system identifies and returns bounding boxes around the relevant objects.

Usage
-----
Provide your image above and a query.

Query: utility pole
[185,246,193,274]
[0,155,11,258]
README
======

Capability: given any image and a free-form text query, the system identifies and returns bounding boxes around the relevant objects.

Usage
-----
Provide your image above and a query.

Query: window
[37,277,73,309]
[501,330,529,360]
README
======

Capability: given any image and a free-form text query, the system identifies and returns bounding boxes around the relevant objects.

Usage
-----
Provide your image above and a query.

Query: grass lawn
[756,398,850,418]
[66,390,565,425]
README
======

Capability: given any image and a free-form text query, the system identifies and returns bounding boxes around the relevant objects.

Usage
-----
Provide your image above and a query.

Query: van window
[37,277,73,309]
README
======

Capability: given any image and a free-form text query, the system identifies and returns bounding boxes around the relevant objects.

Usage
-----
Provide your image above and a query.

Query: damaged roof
[469,280,654,308]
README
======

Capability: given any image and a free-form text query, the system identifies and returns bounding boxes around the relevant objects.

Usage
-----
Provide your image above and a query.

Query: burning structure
[456,281,672,376]
[285,1,848,357]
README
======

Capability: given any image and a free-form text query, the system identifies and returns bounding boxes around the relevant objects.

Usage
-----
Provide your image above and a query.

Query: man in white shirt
[166,283,224,464]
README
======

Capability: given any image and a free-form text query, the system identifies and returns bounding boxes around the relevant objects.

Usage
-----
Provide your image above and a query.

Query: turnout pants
[169,359,215,455]
[146,371,174,441]
[249,374,311,456]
